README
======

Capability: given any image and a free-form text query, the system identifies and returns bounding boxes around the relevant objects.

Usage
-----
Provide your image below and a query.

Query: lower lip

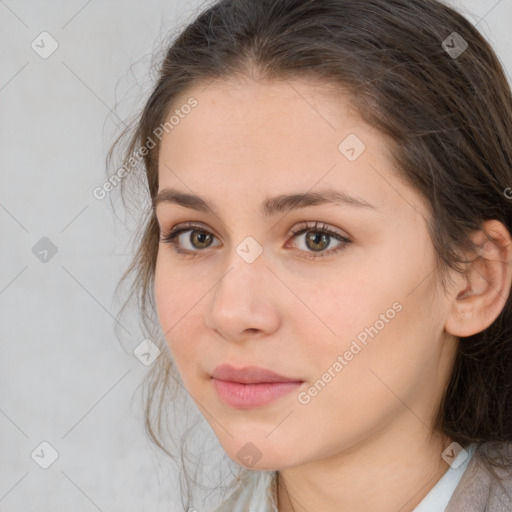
[212,379,303,409]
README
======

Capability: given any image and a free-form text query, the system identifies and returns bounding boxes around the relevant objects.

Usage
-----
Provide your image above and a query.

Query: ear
[444,219,512,338]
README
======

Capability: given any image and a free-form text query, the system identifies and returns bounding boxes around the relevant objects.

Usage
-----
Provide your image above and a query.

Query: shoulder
[446,441,512,512]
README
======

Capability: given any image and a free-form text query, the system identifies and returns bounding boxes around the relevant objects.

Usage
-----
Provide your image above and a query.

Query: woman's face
[153,77,459,470]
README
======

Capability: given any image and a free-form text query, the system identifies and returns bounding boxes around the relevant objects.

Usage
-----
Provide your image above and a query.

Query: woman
[108,0,512,510]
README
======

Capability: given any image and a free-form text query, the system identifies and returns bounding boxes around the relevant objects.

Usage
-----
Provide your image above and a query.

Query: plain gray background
[1,1,511,511]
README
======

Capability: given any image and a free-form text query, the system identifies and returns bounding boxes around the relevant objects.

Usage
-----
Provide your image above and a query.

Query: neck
[276,420,455,512]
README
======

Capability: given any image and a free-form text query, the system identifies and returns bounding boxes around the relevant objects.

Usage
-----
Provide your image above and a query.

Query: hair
[107,0,512,509]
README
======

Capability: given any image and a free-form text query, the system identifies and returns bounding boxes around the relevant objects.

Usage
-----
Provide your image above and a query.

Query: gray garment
[211,442,512,511]
[445,441,512,511]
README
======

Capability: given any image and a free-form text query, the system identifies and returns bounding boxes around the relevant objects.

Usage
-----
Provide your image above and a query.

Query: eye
[159,221,352,260]
[159,223,221,258]
[287,221,352,259]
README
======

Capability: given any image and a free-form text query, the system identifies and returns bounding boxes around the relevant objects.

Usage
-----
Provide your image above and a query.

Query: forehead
[156,77,425,219]
[163,76,362,146]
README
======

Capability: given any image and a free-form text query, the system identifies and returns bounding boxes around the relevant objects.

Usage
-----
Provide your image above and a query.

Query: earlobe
[444,219,512,338]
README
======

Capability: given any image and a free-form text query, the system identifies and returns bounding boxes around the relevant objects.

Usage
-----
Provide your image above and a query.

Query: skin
[153,76,512,512]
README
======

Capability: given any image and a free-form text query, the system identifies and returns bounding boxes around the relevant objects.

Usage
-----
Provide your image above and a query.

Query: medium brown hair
[108,0,512,508]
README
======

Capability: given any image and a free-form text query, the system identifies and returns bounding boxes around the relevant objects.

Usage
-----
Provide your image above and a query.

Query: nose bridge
[216,234,267,300]
[204,234,278,339]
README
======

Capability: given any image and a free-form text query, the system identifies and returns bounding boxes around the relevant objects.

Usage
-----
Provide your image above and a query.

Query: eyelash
[159,221,352,260]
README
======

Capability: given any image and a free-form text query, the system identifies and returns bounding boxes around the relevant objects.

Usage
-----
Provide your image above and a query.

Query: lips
[210,364,304,409]
[211,364,302,384]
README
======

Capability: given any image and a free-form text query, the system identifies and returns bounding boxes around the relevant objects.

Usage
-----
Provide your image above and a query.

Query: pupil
[193,231,211,248]
[307,232,328,251]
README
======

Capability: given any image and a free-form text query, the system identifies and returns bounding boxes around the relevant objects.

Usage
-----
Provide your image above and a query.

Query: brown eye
[288,221,352,260]
[160,223,220,255]
[160,221,352,261]
[304,231,331,252]
[188,230,213,249]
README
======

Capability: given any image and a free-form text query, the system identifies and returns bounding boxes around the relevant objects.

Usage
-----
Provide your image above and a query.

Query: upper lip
[211,364,303,384]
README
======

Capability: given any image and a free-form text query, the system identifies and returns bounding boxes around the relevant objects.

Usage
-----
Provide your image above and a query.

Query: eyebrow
[153,187,378,217]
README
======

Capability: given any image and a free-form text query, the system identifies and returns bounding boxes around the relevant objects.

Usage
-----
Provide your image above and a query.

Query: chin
[214,432,304,471]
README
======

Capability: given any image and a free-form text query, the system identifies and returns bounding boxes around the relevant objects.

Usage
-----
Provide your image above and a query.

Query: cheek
[154,252,197,320]
[153,255,208,368]
[154,256,191,349]
[299,243,397,326]
[296,261,429,394]
[294,271,387,354]
[291,295,430,446]
[319,286,438,412]
[154,257,175,334]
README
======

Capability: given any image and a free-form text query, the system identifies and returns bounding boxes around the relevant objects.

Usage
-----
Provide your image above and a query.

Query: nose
[204,249,281,343]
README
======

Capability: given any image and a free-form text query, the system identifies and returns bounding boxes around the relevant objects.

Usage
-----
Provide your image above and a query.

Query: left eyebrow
[153,187,379,216]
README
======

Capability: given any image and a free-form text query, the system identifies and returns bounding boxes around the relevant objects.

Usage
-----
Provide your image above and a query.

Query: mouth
[210,364,304,409]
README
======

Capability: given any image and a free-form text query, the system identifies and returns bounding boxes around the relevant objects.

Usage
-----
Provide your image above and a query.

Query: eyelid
[159,220,352,260]
[158,219,350,240]
[288,221,350,241]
